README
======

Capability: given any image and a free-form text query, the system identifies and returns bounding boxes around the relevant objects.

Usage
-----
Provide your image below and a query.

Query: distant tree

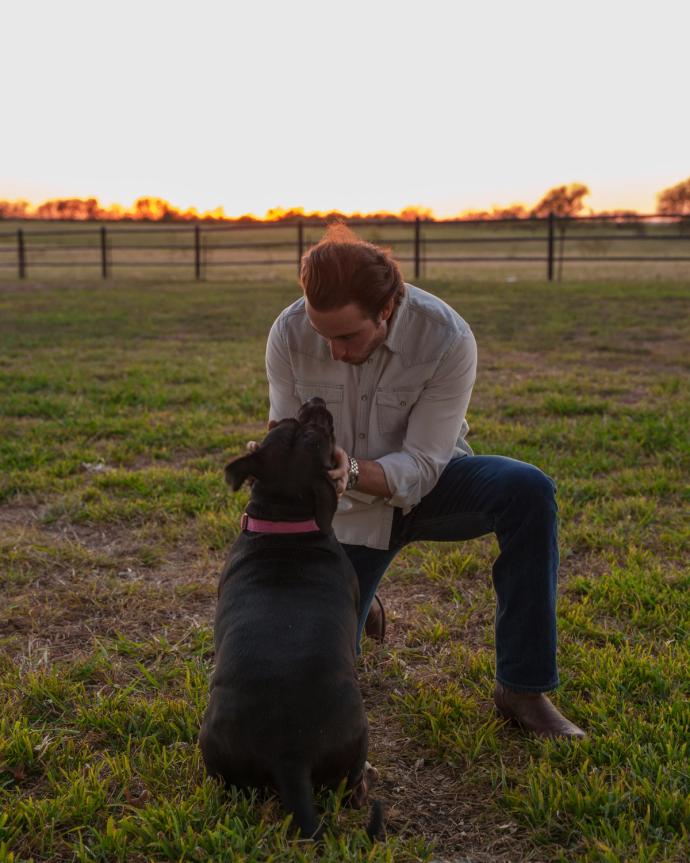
[529,184,590,281]
[656,177,690,215]
[33,199,61,219]
[264,206,301,222]
[102,203,126,221]
[449,203,528,222]
[32,197,106,220]
[458,210,489,221]
[490,204,528,220]
[399,205,435,221]
[133,197,169,220]
[0,199,31,219]
[530,183,590,217]
[82,198,103,219]
[201,206,228,222]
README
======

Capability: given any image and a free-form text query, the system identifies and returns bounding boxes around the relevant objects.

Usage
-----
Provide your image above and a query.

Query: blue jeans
[342,455,560,693]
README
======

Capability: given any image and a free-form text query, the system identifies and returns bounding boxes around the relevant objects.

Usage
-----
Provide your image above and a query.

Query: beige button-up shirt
[266,283,478,550]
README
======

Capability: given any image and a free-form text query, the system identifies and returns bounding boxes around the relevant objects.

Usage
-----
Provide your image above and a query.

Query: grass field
[1,218,689,283]
[0,274,688,862]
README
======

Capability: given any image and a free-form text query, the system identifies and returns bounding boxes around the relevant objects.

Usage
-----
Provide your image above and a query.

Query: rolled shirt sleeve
[375,328,477,511]
[266,316,302,423]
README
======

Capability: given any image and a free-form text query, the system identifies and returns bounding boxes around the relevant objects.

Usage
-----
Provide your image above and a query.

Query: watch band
[346,455,360,491]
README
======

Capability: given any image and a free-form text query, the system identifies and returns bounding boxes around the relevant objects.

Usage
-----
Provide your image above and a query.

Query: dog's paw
[364,761,380,786]
[350,761,380,809]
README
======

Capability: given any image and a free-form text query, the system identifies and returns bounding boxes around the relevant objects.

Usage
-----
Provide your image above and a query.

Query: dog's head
[225,398,337,533]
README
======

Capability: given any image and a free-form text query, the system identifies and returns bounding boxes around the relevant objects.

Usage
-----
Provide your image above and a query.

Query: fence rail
[0,214,688,281]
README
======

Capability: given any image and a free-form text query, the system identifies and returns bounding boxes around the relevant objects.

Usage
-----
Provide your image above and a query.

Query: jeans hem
[495,675,559,694]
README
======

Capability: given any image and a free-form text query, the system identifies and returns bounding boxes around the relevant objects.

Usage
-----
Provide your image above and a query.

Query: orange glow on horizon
[0,191,662,223]
[0,196,479,222]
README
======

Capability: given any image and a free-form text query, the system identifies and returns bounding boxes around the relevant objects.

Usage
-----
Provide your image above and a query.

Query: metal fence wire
[0,214,688,281]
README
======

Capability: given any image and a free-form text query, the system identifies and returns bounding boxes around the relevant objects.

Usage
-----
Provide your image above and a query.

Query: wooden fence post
[17,229,25,279]
[100,225,108,279]
[547,213,555,281]
[194,225,201,280]
[414,217,421,279]
[297,219,304,275]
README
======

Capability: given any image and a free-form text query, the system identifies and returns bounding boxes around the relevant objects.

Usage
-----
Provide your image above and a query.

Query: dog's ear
[313,475,338,534]
[225,453,261,491]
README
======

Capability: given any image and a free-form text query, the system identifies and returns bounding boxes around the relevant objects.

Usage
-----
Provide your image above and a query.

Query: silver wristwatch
[346,455,360,491]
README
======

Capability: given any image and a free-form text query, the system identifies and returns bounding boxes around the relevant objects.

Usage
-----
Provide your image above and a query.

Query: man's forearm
[328,447,392,499]
[354,458,392,498]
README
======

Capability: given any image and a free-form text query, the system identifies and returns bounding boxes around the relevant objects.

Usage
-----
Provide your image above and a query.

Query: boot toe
[494,683,586,740]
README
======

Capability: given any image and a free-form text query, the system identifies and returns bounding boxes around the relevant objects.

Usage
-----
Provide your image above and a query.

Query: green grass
[0,275,688,861]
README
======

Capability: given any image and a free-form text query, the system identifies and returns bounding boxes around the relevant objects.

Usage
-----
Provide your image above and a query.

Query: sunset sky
[3,0,689,218]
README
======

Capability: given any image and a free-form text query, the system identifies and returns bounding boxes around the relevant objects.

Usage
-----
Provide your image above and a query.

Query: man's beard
[341,320,388,364]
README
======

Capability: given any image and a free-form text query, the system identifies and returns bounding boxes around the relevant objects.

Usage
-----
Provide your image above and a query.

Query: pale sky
[2,0,688,217]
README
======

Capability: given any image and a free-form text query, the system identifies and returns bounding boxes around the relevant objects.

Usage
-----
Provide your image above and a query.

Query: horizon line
[1,178,688,222]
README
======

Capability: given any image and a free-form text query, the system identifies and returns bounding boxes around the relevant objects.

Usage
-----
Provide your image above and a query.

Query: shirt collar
[382,284,410,354]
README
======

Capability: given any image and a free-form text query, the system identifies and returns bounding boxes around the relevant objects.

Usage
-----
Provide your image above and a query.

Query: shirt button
[358,433,366,439]
[400,400,406,406]
[367,358,373,364]
[361,394,368,401]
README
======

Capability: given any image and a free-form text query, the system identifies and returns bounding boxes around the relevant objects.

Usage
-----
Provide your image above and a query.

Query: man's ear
[225,452,261,491]
[313,476,338,534]
[378,296,395,323]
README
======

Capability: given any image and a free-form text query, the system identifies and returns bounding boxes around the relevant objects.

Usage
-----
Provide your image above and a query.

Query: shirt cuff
[376,452,422,509]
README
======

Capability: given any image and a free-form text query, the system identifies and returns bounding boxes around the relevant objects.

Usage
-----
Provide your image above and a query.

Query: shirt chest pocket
[294,381,344,433]
[375,388,423,437]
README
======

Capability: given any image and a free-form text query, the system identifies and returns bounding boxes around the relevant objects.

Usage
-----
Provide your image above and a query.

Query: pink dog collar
[240,512,320,534]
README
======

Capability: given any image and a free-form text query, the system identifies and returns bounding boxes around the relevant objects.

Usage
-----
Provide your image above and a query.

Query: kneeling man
[264,223,584,740]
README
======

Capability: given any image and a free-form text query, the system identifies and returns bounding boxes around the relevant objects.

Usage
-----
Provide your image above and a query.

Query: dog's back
[199,530,368,837]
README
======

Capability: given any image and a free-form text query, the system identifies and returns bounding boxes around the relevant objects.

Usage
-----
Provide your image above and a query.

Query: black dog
[199,398,381,839]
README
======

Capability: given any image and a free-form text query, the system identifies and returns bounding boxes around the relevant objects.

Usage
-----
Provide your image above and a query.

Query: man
[264,223,584,739]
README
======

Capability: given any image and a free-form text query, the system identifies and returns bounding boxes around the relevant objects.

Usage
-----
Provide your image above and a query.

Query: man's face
[305,299,392,364]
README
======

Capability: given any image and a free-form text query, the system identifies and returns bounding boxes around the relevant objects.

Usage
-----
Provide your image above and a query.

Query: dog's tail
[273,765,322,840]
[366,799,384,840]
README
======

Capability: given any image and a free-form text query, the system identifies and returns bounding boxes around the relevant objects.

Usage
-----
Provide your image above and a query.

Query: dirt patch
[0,502,220,663]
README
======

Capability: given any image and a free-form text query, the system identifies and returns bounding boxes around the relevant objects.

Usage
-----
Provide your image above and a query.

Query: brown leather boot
[494,683,586,739]
[364,594,386,643]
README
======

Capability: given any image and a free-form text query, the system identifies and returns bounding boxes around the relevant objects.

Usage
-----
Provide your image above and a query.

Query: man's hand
[244,421,279,483]
[328,446,349,497]
[246,420,279,453]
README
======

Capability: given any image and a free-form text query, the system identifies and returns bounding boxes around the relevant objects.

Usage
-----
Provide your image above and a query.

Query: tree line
[1,178,688,222]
